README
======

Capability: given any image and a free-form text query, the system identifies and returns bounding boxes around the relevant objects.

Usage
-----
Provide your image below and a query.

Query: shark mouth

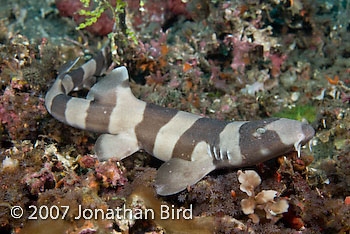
[294,134,314,158]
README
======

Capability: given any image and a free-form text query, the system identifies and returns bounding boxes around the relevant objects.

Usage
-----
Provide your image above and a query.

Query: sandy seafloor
[0,0,350,233]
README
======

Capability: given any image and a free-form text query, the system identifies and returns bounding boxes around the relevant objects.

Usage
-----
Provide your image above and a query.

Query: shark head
[238,118,315,166]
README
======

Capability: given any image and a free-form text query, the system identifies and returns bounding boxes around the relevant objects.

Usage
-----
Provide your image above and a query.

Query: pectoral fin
[155,158,215,196]
[95,132,139,161]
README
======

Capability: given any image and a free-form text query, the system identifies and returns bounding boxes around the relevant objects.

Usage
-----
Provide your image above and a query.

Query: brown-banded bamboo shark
[45,47,315,196]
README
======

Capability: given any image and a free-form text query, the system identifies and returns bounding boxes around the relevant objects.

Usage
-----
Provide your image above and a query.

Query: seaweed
[273,105,317,123]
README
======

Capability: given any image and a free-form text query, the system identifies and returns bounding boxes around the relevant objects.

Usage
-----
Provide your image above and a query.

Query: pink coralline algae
[22,163,56,195]
[224,34,255,73]
[268,53,288,77]
[0,78,47,140]
[95,160,127,188]
[78,155,98,169]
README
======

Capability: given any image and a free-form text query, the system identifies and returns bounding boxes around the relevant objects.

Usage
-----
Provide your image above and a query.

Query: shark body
[45,47,315,196]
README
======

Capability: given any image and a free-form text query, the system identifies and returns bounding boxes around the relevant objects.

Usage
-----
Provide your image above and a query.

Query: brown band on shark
[84,69,118,133]
[239,118,286,165]
[61,46,111,93]
[172,118,228,161]
[102,46,112,73]
[135,103,178,153]
[94,50,108,76]
[85,102,115,133]
[69,67,85,88]
[50,94,72,123]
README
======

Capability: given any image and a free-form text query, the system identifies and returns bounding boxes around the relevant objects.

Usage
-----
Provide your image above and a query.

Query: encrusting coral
[238,170,289,224]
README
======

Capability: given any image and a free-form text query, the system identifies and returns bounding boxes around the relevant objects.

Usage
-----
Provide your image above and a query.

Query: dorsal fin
[86,66,130,105]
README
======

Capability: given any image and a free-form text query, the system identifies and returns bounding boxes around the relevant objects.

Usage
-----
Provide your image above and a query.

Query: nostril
[302,124,315,140]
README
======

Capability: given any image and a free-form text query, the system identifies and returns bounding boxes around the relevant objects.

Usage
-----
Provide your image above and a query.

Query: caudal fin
[45,46,139,133]
[45,46,112,124]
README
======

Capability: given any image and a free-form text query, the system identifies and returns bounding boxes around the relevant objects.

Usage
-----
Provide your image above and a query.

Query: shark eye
[256,127,266,134]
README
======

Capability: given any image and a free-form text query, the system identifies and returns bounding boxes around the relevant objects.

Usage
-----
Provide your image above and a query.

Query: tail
[45,46,139,133]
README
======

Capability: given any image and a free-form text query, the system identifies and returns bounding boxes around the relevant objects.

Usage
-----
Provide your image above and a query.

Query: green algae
[273,105,317,123]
